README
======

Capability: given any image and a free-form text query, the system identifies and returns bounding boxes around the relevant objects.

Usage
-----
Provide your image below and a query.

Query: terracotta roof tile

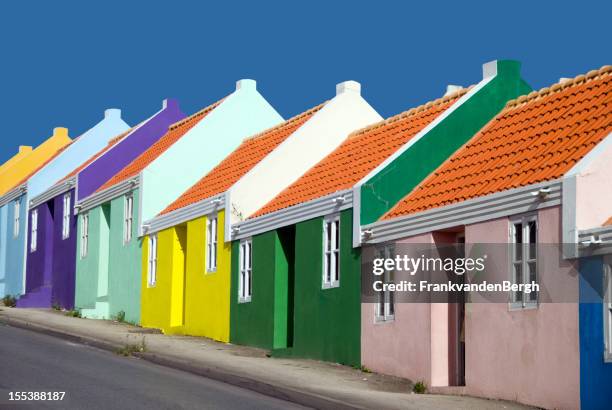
[56,128,133,184]
[96,99,223,193]
[160,103,325,215]
[604,216,612,226]
[251,88,469,218]
[383,66,612,220]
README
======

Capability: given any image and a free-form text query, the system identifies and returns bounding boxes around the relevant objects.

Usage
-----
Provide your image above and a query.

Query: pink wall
[361,206,580,409]
[575,135,612,230]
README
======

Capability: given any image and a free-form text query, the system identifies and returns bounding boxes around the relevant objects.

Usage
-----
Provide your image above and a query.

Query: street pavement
[0,324,309,410]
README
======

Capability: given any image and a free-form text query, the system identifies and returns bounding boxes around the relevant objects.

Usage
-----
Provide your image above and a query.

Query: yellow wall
[0,128,71,195]
[0,146,32,175]
[140,209,231,342]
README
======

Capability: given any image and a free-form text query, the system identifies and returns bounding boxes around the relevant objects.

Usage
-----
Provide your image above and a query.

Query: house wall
[0,204,7,296]
[107,190,141,324]
[51,190,77,309]
[465,207,579,410]
[76,189,140,323]
[2,195,28,297]
[27,112,129,199]
[77,100,184,201]
[22,198,54,299]
[140,81,283,224]
[75,204,107,310]
[361,232,434,382]
[359,60,532,225]
[579,255,612,410]
[362,206,580,409]
[20,189,77,309]
[574,133,612,230]
[230,229,284,349]
[182,210,231,341]
[286,209,362,366]
[141,224,180,333]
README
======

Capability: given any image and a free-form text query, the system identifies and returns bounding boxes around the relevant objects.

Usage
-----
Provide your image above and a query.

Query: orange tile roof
[56,129,133,184]
[604,216,612,226]
[161,103,325,215]
[96,99,223,193]
[383,65,612,220]
[251,88,469,218]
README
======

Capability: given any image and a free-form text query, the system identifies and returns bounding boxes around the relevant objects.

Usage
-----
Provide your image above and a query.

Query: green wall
[230,230,290,349]
[360,60,532,224]
[230,210,361,366]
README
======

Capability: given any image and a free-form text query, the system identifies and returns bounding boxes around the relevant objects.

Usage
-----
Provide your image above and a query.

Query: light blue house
[0,110,130,298]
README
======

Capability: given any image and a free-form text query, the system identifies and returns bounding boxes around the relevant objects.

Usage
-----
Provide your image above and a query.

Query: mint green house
[74,80,283,324]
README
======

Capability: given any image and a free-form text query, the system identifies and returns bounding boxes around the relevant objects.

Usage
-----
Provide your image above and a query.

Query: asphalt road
[0,324,310,410]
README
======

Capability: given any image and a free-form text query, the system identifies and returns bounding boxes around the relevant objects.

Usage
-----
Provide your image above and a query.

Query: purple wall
[77,98,184,200]
[18,99,184,310]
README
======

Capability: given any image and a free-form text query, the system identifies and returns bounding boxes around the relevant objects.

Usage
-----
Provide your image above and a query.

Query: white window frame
[509,214,538,310]
[604,259,612,362]
[80,213,89,259]
[322,214,340,289]
[13,199,20,238]
[375,244,395,323]
[62,192,71,239]
[147,234,158,287]
[30,209,38,252]
[206,214,218,272]
[238,238,252,303]
[123,194,133,244]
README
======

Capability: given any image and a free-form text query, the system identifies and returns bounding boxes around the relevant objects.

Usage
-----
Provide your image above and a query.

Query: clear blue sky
[0,0,609,164]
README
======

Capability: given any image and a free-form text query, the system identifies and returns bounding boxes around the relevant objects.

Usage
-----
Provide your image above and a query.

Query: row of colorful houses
[0,60,610,409]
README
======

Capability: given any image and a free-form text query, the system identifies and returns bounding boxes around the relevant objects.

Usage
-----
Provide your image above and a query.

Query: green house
[229,60,532,366]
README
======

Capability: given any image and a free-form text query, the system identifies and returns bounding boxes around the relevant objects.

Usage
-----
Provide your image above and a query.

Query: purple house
[18,99,184,309]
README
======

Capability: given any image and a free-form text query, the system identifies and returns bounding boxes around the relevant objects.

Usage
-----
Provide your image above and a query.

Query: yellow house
[140,104,326,342]
[0,127,71,195]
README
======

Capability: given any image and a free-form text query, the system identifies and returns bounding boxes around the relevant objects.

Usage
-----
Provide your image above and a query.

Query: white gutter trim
[578,226,612,257]
[0,184,26,206]
[77,176,140,214]
[143,193,225,236]
[29,177,76,209]
[233,189,353,240]
[361,180,562,244]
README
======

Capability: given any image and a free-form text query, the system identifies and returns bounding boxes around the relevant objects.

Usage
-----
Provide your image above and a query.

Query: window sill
[375,315,395,324]
[238,296,252,304]
[206,268,217,274]
[322,282,340,290]
[508,302,538,312]
[147,283,156,289]
[604,352,612,363]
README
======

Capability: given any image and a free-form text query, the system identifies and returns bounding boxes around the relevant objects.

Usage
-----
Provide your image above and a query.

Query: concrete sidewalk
[0,307,532,410]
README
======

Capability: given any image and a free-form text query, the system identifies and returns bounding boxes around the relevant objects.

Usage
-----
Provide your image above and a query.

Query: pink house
[359,65,612,409]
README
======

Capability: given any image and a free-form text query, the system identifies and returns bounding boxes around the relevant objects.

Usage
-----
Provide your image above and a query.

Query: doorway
[448,234,466,386]
[277,225,295,348]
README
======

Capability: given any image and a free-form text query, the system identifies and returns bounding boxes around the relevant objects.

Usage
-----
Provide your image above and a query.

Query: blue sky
[0,0,609,164]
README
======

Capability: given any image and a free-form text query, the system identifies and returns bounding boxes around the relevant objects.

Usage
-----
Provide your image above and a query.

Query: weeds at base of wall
[65,310,81,318]
[112,310,126,323]
[52,303,61,311]
[413,381,427,394]
[115,338,146,357]
[1,295,17,308]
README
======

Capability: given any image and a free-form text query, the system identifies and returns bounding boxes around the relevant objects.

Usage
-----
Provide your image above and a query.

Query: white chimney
[444,85,463,96]
[336,81,361,96]
[236,79,256,91]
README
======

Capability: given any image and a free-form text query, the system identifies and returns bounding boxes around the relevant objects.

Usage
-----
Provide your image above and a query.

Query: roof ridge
[168,98,225,131]
[347,86,471,140]
[505,65,611,109]
[242,102,327,142]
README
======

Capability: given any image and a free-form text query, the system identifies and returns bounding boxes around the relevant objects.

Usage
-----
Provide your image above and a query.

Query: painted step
[80,300,110,320]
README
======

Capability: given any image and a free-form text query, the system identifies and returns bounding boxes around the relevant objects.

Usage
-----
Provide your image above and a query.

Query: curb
[1,316,364,410]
